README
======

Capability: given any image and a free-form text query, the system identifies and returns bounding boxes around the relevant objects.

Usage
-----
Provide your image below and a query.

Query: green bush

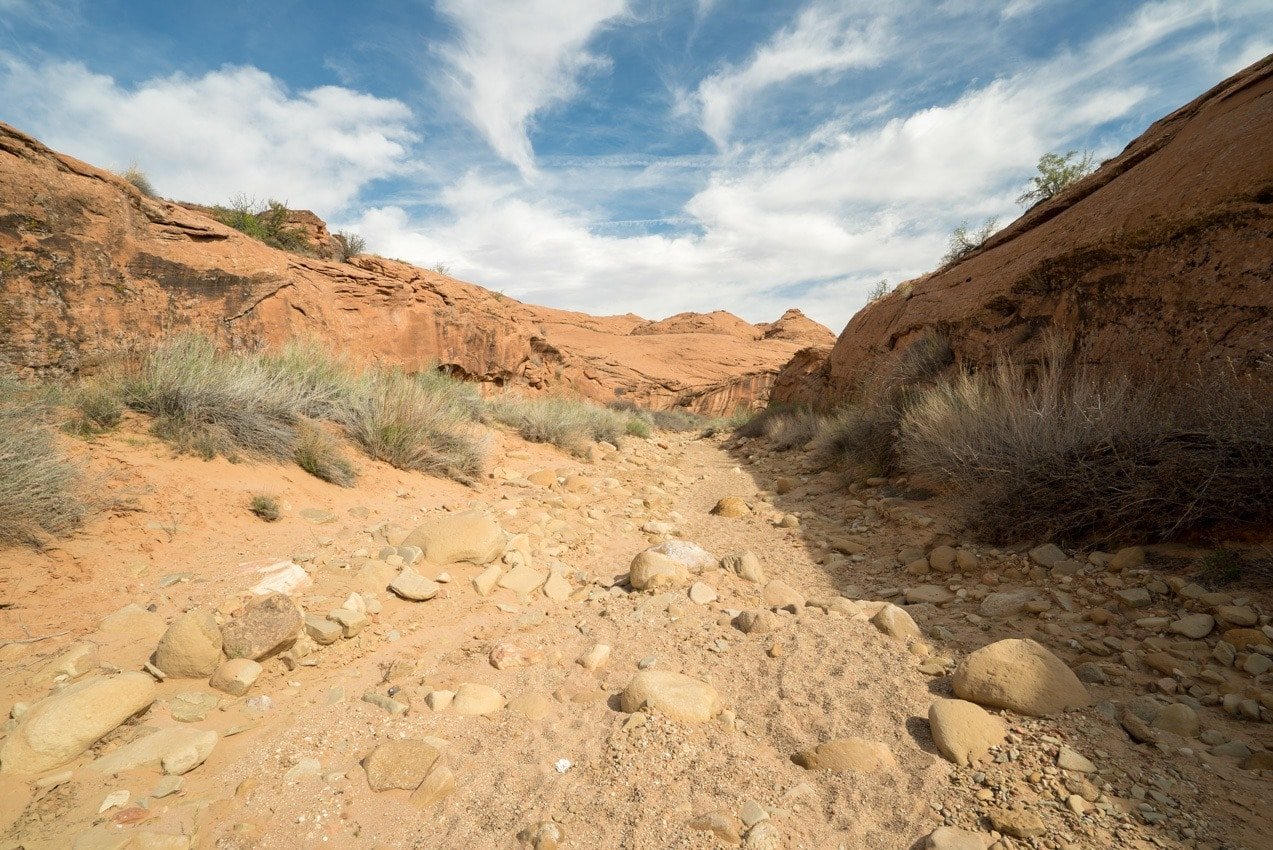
[64,381,124,436]
[1017,150,1096,206]
[0,378,86,546]
[941,217,998,266]
[249,494,280,522]
[486,395,638,455]
[211,195,310,253]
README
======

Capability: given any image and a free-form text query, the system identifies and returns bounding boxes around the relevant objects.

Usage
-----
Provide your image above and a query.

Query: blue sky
[1,1,1269,330]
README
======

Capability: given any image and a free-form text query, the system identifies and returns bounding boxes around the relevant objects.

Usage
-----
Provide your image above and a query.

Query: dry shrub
[249,494,280,522]
[735,405,822,450]
[294,424,357,487]
[0,377,86,546]
[487,395,638,455]
[900,342,1273,544]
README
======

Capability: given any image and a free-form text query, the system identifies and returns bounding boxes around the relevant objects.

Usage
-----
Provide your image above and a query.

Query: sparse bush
[121,165,156,198]
[63,381,124,436]
[867,279,889,302]
[211,195,310,254]
[735,404,821,451]
[626,417,652,438]
[487,395,637,455]
[899,341,1273,544]
[942,217,998,266]
[1017,150,1095,206]
[249,494,280,522]
[335,231,366,262]
[0,379,86,546]
[294,424,357,487]
[431,262,452,276]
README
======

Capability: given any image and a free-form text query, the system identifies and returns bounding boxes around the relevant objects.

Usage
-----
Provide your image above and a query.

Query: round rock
[952,639,1092,717]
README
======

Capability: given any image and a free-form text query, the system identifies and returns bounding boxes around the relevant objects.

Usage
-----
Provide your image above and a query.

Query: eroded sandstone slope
[0,124,831,414]
[774,56,1273,407]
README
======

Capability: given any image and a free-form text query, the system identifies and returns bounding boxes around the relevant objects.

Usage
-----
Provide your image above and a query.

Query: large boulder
[620,670,721,724]
[152,608,223,678]
[928,698,1006,765]
[220,593,301,661]
[953,639,1092,716]
[628,550,689,591]
[0,673,156,773]
[400,512,505,565]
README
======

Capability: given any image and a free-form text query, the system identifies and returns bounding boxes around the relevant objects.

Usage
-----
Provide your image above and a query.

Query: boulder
[871,604,922,642]
[711,497,750,518]
[629,551,689,591]
[793,738,895,773]
[647,540,717,572]
[209,659,262,696]
[153,609,223,678]
[400,511,505,565]
[762,580,805,611]
[451,683,505,716]
[90,727,218,775]
[362,739,442,791]
[220,593,301,661]
[1,673,156,773]
[721,552,766,583]
[952,639,1092,716]
[620,670,721,724]
[928,699,1006,766]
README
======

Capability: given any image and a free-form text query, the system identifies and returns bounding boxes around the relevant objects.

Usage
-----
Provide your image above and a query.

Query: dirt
[1,421,1270,849]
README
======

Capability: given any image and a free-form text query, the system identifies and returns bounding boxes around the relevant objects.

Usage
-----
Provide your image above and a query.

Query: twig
[0,630,67,647]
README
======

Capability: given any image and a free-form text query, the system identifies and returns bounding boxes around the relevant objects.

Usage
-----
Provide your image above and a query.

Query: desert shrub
[867,279,889,302]
[626,417,652,438]
[121,165,156,198]
[0,380,86,546]
[335,231,366,262]
[735,404,821,451]
[486,395,637,455]
[344,367,485,482]
[63,381,124,436]
[294,424,357,487]
[1017,150,1095,206]
[941,217,998,265]
[249,494,280,522]
[899,344,1273,544]
[211,195,310,253]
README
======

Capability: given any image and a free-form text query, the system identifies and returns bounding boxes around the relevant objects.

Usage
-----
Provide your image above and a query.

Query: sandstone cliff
[0,124,832,414]
[774,56,1273,407]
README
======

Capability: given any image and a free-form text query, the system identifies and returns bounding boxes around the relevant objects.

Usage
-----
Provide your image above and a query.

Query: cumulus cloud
[0,58,415,214]
[695,2,890,147]
[434,0,629,177]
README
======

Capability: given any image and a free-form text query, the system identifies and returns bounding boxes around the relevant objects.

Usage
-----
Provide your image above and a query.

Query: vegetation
[486,395,643,456]
[335,231,366,262]
[64,380,124,437]
[941,217,998,265]
[120,165,156,198]
[0,376,87,546]
[866,279,889,302]
[735,404,822,452]
[1017,150,1096,206]
[293,424,357,487]
[211,195,310,253]
[249,494,281,522]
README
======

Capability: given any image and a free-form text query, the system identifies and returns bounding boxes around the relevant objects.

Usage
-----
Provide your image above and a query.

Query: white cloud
[1001,0,1047,20]
[695,2,889,147]
[0,58,415,214]
[434,0,629,177]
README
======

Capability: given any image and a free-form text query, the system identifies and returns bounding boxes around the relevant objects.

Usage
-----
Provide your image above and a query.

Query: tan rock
[762,579,805,611]
[1109,546,1146,572]
[209,659,262,696]
[711,497,750,518]
[871,604,922,642]
[620,670,721,724]
[389,568,441,601]
[721,551,766,583]
[688,581,718,605]
[472,564,502,596]
[926,827,992,850]
[410,760,456,808]
[952,639,1092,716]
[928,698,1006,766]
[629,550,689,591]
[498,564,548,595]
[153,609,223,678]
[505,692,553,720]
[928,546,957,572]
[542,572,572,601]
[452,683,505,716]
[220,593,301,661]
[489,642,544,670]
[989,809,1045,839]
[363,739,442,791]
[90,727,218,776]
[576,643,611,671]
[793,738,895,773]
[400,511,505,565]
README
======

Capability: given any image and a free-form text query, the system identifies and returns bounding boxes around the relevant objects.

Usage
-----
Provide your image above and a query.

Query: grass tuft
[249,494,280,522]
[487,395,640,455]
[0,376,86,546]
[294,424,357,487]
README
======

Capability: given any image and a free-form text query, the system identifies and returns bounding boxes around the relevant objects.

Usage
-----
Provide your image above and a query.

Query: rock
[472,565,502,596]
[153,609,223,678]
[98,604,166,639]
[34,642,98,683]
[648,540,717,572]
[303,614,342,646]
[775,476,796,494]
[620,670,721,724]
[629,550,689,591]
[489,643,544,670]
[743,822,781,850]
[209,659,261,696]
[1152,703,1199,737]
[0,673,156,773]
[689,582,718,605]
[871,604,922,642]
[362,739,442,791]
[762,580,805,611]
[1028,544,1067,568]
[689,810,743,844]
[777,513,800,528]
[527,469,557,486]
[721,551,766,583]
[362,692,409,715]
[168,691,219,723]
[389,568,441,601]
[926,827,992,850]
[425,690,454,710]
[1223,628,1271,651]
[793,738,895,773]
[711,497,750,518]
[410,760,456,808]
[1114,588,1152,608]
[1216,605,1258,627]
[905,585,955,605]
[499,564,548,596]
[505,693,553,720]
[452,683,505,716]
[1243,653,1273,676]
[1170,613,1215,639]
[735,609,778,635]
[1056,746,1097,773]
[928,699,1006,766]
[220,593,301,661]
[952,639,1092,716]
[1240,750,1273,771]
[1109,546,1146,572]
[517,821,564,850]
[1119,709,1159,744]
[577,643,611,671]
[400,511,505,565]
[989,809,1045,839]
[542,572,572,601]
[928,545,957,572]
[326,607,368,638]
[979,590,1038,619]
[90,727,218,776]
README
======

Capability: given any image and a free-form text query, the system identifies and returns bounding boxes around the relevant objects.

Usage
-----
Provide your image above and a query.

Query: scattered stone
[489,643,544,670]
[1056,746,1097,773]
[542,572,572,601]
[304,614,342,646]
[721,552,766,583]
[0,673,156,774]
[926,826,992,850]
[979,590,1038,619]
[793,738,895,773]
[689,810,743,844]
[1152,703,1200,737]
[153,609,223,678]
[1223,628,1271,651]
[1170,614,1215,639]
[743,821,781,850]
[620,670,721,724]
[905,585,955,605]
[220,593,301,661]
[577,643,611,671]
[400,511,506,565]
[326,607,368,638]
[928,698,1006,766]
[425,690,454,710]
[952,638,1092,716]
[169,691,220,723]
[928,546,957,572]
[1114,588,1152,609]
[389,568,441,601]
[505,692,553,720]
[711,497,751,517]
[1028,544,1067,568]
[517,821,564,850]
[90,727,218,776]
[762,580,805,611]
[1240,750,1273,771]
[1216,605,1258,627]
[499,564,548,596]
[1243,653,1273,676]
[363,739,442,791]
[689,582,718,605]
[777,513,800,528]
[629,550,689,591]
[871,604,922,643]
[735,609,777,635]
[452,683,505,716]
[473,565,502,596]
[1119,709,1158,744]
[361,692,409,715]
[1109,546,1145,572]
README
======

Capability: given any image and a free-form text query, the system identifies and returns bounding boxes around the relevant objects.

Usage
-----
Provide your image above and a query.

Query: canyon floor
[1,424,1270,849]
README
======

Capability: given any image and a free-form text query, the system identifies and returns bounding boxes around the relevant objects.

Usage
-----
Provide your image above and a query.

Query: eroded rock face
[773,57,1273,408]
[0,124,832,414]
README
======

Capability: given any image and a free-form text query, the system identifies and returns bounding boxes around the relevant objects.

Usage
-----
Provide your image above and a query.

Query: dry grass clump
[487,395,641,455]
[735,404,822,450]
[249,494,281,522]
[899,344,1273,544]
[0,376,86,546]
[293,424,357,487]
[63,380,125,437]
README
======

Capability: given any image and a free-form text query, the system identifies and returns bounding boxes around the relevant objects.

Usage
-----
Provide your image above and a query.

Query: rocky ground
[1,427,1271,849]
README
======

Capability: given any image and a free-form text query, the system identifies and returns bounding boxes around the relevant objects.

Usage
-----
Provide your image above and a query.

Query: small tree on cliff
[1017,150,1096,206]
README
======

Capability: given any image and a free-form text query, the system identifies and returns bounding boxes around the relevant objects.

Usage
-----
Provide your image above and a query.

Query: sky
[1,1,1269,331]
